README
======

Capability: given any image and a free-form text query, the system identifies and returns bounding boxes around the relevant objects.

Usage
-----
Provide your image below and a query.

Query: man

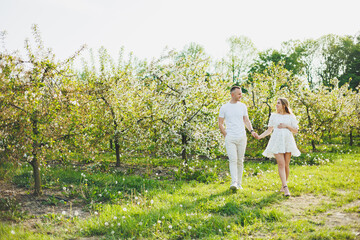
[218,86,258,192]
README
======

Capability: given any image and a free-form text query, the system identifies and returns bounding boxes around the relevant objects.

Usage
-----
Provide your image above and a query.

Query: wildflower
[227,225,230,229]
[74,211,79,216]
[158,220,161,224]
[137,202,140,205]
[98,194,102,197]
[219,229,222,232]
[62,211,66,215]
[123,208,127,211]
[169,225,172,229]
[63,187,67,191]
[122,216,125,219]
[208,214,211,218]
[188,226,192,230]
[114,216,117,220]
[11,230,15,235]
[135,196,138,200]
[162,216,165,219]
[180,204,183,207]
[139,222,143,225]
[111,231,115,235]
[150,200,154,204]
[115,181,118,184]
[118,191,121,194]
[117,223,121,226]
[94,211,98,215]
[105,222,109,226]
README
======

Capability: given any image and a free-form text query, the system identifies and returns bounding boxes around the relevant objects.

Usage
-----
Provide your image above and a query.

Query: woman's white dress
[262,113,301,158]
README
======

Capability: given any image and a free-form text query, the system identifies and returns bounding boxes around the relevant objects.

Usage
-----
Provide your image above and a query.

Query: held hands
[251,131,260,140]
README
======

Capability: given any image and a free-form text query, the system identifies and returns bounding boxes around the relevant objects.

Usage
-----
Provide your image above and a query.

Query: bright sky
[1,0,359,65]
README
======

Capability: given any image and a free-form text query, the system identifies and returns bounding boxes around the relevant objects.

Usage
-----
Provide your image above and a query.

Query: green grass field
[0,147,359,239]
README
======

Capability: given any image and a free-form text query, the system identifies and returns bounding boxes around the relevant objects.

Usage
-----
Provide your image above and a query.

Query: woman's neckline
[275,113,291,116]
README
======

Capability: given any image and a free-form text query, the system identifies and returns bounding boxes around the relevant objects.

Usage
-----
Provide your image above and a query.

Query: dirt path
[273,193,360,237]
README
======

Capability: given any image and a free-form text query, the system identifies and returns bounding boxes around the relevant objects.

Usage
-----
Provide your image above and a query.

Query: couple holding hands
[218,86,301,197]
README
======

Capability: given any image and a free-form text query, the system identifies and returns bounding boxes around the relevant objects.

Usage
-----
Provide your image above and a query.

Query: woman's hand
[278,123,289,129]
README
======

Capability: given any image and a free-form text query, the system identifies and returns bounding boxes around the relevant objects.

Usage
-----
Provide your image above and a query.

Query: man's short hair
[230,86,241,93]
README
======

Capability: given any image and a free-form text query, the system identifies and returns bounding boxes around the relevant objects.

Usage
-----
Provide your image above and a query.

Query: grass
[0,146,359,239]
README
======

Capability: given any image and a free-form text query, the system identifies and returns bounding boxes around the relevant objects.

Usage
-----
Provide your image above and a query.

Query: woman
[257,98,300,197]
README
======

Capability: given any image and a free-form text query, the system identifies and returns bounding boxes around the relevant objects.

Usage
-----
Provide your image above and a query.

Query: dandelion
[74,210,79,216]
[62,211,66,215]
[227,225,230,229]
[123,207,127,211]
[111,231,115,235]
[208,214,212,218]
[139,222,143,225]
[114,216,117,220]
[117,223,121,226]
[10,230,15,235]
[162,216,165,219]
[188,226,192,230]
[94,211,98,215]
[169,225,172,229]
[150,200,154,204]
[118,191,121,194]
[158,220,161,224]
[122,216,126,219]
[219,229,222,232]
[105,222,109,226]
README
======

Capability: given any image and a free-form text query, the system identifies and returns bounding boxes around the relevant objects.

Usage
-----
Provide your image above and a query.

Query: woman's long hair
[278,98,292,114]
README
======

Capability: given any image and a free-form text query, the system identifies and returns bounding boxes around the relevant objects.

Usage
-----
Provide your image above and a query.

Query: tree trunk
[181,133,187,163]
[311,140,317,152]
[31,112,42,196]
[115,137,120,167]
[110,139,113,150]
[350,128,353,146]
[30,158,41,196]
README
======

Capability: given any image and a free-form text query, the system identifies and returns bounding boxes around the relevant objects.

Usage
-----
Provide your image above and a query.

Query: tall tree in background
[339,34,360,91]
[223,36,257,83]
[317,34,352,87]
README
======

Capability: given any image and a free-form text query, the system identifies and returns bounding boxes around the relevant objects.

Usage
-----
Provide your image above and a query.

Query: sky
[1,0,359,66]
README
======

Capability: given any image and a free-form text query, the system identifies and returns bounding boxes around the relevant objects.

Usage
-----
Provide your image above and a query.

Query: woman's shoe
[283,186,291,197]
[280,186,285,192]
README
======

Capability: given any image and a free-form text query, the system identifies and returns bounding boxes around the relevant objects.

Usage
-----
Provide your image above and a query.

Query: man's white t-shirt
[219,102,248,138]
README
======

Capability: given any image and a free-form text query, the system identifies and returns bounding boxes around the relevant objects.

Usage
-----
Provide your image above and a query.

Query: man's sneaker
[230,183,238,192]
